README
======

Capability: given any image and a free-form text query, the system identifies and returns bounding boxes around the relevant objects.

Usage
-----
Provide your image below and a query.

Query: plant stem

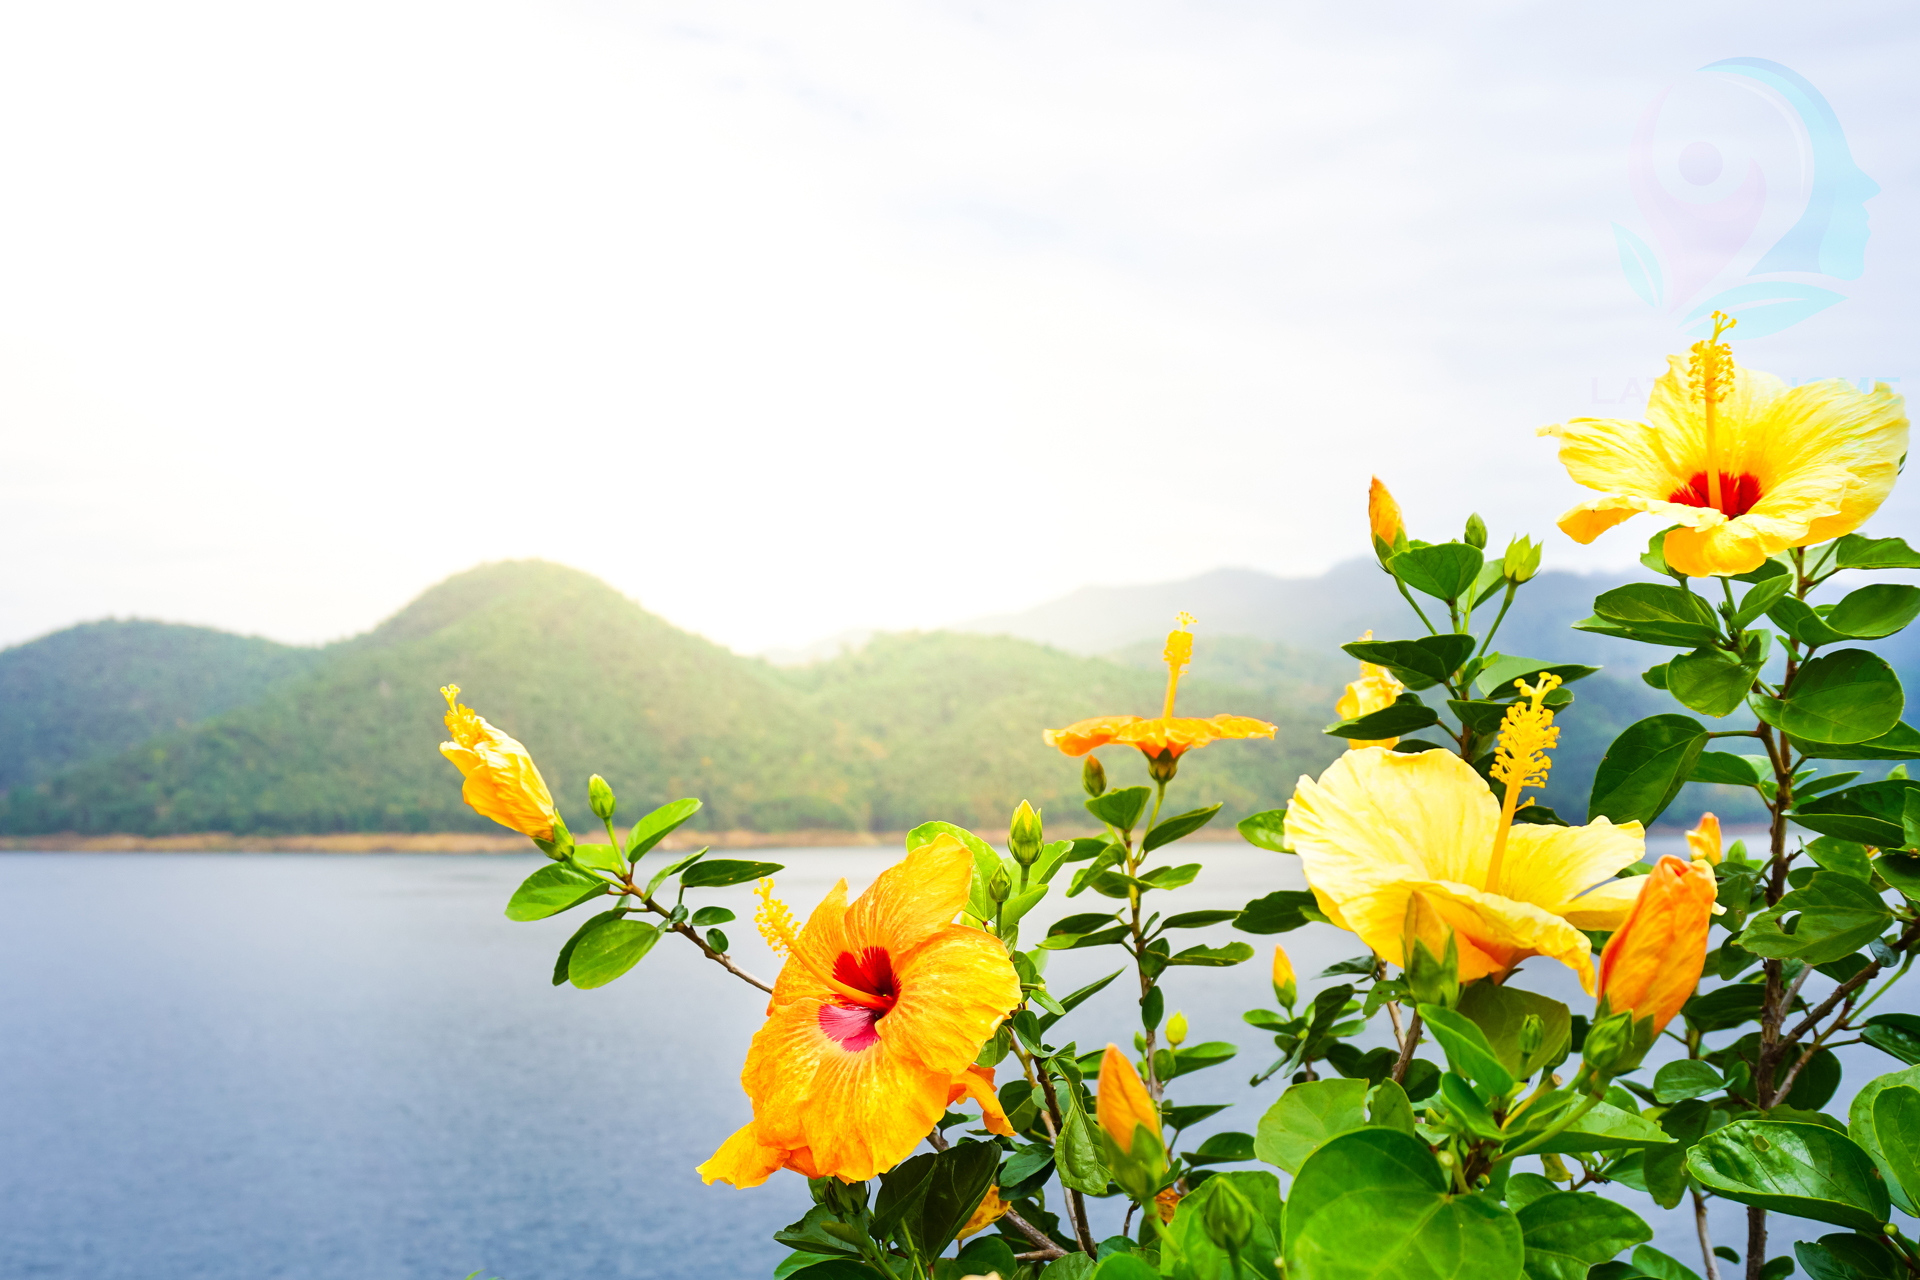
[1475,583,1519,660]
[1033,1065,1098,1254]
[1396,579,1438,634]
[612,877,774,993]
[1693,1187,1723,1280]
[1391,1012,1424,1085]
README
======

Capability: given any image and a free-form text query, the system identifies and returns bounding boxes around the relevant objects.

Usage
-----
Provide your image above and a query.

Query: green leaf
[1419,1003,1515,1094]
[1053,1094,1109,1195]
[1862,1014,1920,1065]
[1159,909,1242,931]
[1042,1259,1099,1280]
[1091,1257,1157,1280]
[1367,1079,1417,1135]
[1623,1245,1707,1279]
[1342,633,1477,691]
[1589,715,1709,826]
[1458,978,1572,1078]
[1169,1041,1239,1078]
[679,858,783,888]
[1182,1131,1257,1167]
[1587,582,1723,646]
[1517,1191,1653,1280]
[552,909,623,985]
[624,797,701,858]
[1794,1233,1908,1280]
[873,1140,1000,1261]
[1137,863,1202,891]
[1692,751,1765,786]
[1166,942,1254,968]
[570,842,625,877]
[1770,596,1851,648]
[1504,1101,1674,1156]
[1085,786,1152,831]
[1848,1063,1920,1217]
[1872,1086,1920,1212]
[1836,533,1920,570]
[1237,808,1287,853]
[645,849,707,897]
[1474,656,1601,698]
[690,905,735,926]
[1736,871,1892,964]
[1161,1170,1284,1280]
[1876,853,1920,901]
[1794,722,1920,761]
[1284,1128,1524,1280]
[1236,889,1323,934]
[1667,646,1762,718]
[1793,779,1920,846]
[1780,649,1905,744]
[1144,804,1221,853]
[1733,574,1794,627]
[1392,543,1486,602]
[1687,1120,1890,1231]
[505,861,610,921]
[1829,584,1920,638]
[567,919,661,988]
[1805,836,1874,879]
[1683,983,1765,1034]
[1652,1059,1724,1103]
[1325,692,1439,741]
[1252,1077,1368,1174]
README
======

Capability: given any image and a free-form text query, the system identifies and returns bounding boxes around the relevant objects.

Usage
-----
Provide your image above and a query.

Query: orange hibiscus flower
[1044,615,1275,769]
[698,835,1021,1187]
[438,685,560,841]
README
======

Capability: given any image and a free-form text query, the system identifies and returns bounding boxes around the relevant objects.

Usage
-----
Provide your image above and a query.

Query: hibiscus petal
[888,926,1022,1076]
[844,835,974,959]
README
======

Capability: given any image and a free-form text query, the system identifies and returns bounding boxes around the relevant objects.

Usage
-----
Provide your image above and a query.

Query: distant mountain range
[6,556,1910,838]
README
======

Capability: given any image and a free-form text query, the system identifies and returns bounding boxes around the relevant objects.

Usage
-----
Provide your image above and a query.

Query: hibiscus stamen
[1485,674,1562,891]
[753,878,894,1010]
[1687,310,1738,514]
[1161,613,1196,719]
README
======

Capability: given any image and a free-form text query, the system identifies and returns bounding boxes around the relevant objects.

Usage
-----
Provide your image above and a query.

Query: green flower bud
[1083,755,1108,797]
[1202,1179,1255,1255]
[1401,895,1459,1009]
[1578,1009,1639,1088]
[1464,513,1488,549]
[1147,751,1179,784]
[1502,535,1542,585]
[988,866,1013,905]
[1009,800,1044,866]
[587,773,617,821]
[1166,1010,1188,1047]
[1519,1013,1544,1058]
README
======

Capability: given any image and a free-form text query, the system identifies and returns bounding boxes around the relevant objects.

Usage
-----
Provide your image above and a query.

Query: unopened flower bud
[1464,513,1488,549]
[1202,1179,1255,1254]
[1369,477,1405,563]
[1401,894,1459,1009]
[1147,751,1179,784]
[1166,1010,1188,1047]
[588,774,616,821]
[1579,1009,1637,1088]
[987,867,1012,905]
[1009,800,1043,866]
[1271,945,1297,1010]
[1082,755,1108,798]
[1519,1013,1544,1058]
[1502,535,1542,585]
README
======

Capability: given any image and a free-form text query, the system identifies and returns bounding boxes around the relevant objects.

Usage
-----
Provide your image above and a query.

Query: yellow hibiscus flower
[1285,677,1646,992]
[1538,312,1907,577]
[1334,630,1406,749]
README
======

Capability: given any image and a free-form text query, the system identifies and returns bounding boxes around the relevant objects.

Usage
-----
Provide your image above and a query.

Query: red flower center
[818,947,898,1052]
[1667,471,1761,518]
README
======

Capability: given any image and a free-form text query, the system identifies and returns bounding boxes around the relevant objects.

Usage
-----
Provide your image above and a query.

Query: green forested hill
[0,562,1336,836]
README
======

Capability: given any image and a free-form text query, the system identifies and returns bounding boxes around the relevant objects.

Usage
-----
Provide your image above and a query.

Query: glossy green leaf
[1181,1130,1257,1167]
[552,909,623,986]
[505,861,611,921]
[1167,1042,1239,1080]
[1457,983,1572,1078]
[1253,1077,1368,1174]
[1419,1003,1514,1094]
[1342,633,1477,691]
[1667,646,1762,718]
[1682,984,1764,1032]
[1830,584,1920,638]
[1794,1233,1908,1280]
[1236,889,1322,934]
[1589,714,1709,827]
[1085,786,1151,831]
[690,905,735,926]
[569,842,625,878]
[1736,871,1892,964]
[1836,533,1920,570]
[1474,656,1601,698]
[1849,1063,1920,1217]
[1792,779,1920,847]
[1876,853,1920,900]
[1325,692,1439,740]
[1795,722,1920,761]
[1872,1086,1920,1212]
[873,1139,1000,1261]
[1714,1033,1841,1110]
[1691,751,1765,786]
[1587,582,1723,646]
[1780,649,1905,744]
[1687,1120,1889,1231]
[1393,542,1486,602]
[1367,1079,1417,1135]
[1166,942,1254,968]
[1144,804,1221,853]
[1733,574,1794,627]
[1237,808,1287,853]
[624,797,702,858]
[1090,1256,1157,1280]
[1504,1101,1674,1156]
[1053,1094,1109,1195]
[680,858,783,888]
[1516,1191,1652,1280]
[1770,596,1850,647]
[567,918,661,988]
[1285,1128,1523,1280]
[1652,1059,1724,1103]
[1862,1014,1920,1065]
[1805,836,1874,879]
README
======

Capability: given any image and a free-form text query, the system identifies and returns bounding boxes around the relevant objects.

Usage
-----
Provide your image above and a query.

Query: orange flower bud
[1686,813,1723,866]
[1271,945,1297,1009]
[1596,855,1716,1035]
[1097,1044,1160,1153]
[1369,477,1403,553]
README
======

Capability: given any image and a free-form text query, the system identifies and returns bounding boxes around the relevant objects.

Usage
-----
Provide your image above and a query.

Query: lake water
[0,844,1901,1278]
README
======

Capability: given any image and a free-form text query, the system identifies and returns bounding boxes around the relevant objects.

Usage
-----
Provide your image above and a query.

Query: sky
[2,0,1917,655]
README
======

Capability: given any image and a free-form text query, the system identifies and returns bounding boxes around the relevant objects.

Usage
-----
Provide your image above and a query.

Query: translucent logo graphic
[1614,58,1879,338]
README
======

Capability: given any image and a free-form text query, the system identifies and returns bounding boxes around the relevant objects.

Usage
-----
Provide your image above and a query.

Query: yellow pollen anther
[1484,673,1562,892]
[754,878,799,956]
[439,683,483,747]
[1688,310,1738,511]
[1162,614,1196,719]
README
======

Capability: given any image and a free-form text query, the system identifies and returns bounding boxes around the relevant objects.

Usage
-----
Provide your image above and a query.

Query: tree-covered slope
[0,620,320,792]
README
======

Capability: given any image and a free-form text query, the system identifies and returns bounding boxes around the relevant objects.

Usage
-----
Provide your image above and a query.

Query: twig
[1033,1068,1098,1254]
[1783,921,1920,1046]
[1391,1012,1424,1085]
[612,882,774,993]
[1693,1187,1722,1280]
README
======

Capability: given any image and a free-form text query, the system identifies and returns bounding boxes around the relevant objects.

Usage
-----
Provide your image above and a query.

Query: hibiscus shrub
[443,315,1920,1280]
